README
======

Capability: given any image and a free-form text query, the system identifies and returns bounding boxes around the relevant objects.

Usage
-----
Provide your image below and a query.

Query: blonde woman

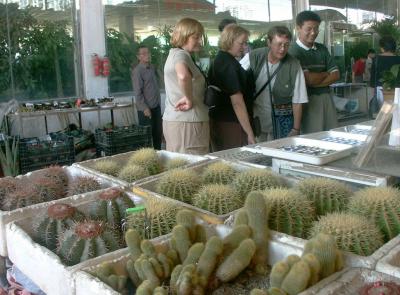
[163,18,209,155]
[208,24,255,151]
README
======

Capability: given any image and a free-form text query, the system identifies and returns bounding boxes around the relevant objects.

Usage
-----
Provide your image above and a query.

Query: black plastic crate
[19,133,75,174]
[95,125,152,157]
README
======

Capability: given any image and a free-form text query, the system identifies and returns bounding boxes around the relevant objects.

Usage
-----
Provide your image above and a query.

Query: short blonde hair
[171,18,204,48]
[219,24,250,51]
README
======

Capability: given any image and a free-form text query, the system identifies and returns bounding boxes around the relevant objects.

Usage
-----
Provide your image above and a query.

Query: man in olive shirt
[289,10,339,133]
[132,45,162,149]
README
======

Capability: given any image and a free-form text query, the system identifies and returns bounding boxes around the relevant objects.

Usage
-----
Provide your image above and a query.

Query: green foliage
[106,28,138,93]
[0,3,75,100]
[371,17,400,41]
[380,64,400,90]
[0,136,19,176]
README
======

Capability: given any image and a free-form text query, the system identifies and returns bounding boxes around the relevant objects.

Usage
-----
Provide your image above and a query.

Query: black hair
[218,18,237,32]
[379,36,397,53]
[367,48,376,55]
[296,10,321,27]
[267,26,292,42]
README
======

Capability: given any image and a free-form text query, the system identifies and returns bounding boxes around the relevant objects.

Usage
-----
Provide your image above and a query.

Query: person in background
[218,18,237,33]
[163,18,209,154]
[208,24,255,151]
[241,26,308,141]
[131,45,162,150]
[363,49,376,83]
[352,54,366,83]
[370,36,399,110]
[289,10,339,134]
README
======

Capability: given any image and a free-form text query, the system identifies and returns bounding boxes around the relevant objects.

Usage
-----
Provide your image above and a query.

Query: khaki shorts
[163,121,210,155]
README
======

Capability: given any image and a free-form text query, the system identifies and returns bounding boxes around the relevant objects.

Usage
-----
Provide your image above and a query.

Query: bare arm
[175,62,193,111]
[304,71,329,87]
[318,70,340,87]
[230,92,255,144]
[292,103,302,131]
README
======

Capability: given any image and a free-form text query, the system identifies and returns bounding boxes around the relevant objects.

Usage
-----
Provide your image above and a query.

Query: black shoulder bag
[252,61,284,137]
[204,60,225,108]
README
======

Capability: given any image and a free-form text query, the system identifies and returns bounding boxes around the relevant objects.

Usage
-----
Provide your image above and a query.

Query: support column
[79,0,108,98]
[293,0,309,17]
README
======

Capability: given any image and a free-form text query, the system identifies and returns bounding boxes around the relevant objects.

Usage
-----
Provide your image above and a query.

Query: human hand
[247,134,256,145]
[143,108,151,118]
[287,128,300,137]
[175,96,193,111]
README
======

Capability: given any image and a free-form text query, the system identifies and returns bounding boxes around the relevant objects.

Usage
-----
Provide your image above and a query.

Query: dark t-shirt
[208,50,254,122]
[370,55,400,87]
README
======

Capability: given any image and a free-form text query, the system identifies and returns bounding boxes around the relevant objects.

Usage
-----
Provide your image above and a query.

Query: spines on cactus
[232,168,284,199]
[296,177,352,216]
[201,162,237,185]
[309,212,384,256]
[126,198,179,239]
[128,148,162,175]
[34,203,85,251]
[0,177,19,205]
[34,165,69,190]
[192,184,243,215]
[91,188,135,234]
[2,184,41,211]
[262,188,315,238]
[32,176,66,202]
[68,176,101,196]
[93,160,120,176]
[303,233,343,279]
[156,168,201,203]
[166,158,189,170]
[244,191,270,274]
[118,164,149,183]
[348,187,400,241]
[58,219,120,266]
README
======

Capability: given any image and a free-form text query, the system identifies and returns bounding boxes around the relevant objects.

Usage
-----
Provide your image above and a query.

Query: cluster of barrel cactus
[0,166,102,211]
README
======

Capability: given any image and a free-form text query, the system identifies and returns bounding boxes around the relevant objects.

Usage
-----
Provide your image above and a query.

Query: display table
[6,104,134,137]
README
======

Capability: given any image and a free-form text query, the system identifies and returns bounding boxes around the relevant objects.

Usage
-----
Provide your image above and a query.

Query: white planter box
[0,166,117,257]
[306,267,400,294]
[376,242,400,278]
[5,189,142,295]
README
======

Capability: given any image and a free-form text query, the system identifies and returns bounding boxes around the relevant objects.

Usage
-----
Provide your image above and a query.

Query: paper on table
[389,88,400,146]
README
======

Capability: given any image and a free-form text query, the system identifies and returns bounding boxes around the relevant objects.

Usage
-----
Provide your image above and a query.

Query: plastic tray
[247,137,354,165]
[207,146,272,167]
[301,131,367,146]
[331,124,373,135]
[73,150,209,187]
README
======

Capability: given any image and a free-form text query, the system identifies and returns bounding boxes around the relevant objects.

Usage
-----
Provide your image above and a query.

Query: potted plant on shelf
[380,64,400,102]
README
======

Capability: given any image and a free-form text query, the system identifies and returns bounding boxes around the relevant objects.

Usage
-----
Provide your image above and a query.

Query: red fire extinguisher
[102,56,110,77]
[92,54,102,76]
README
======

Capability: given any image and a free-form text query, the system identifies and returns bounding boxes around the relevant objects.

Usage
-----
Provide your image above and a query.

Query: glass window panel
[104,0,294,94]
[0,0,77,102]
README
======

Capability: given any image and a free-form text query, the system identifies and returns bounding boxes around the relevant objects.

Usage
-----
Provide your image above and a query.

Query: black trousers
[137,105,162,150]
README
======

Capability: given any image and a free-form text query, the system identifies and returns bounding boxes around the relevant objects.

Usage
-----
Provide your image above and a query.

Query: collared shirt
[241,53,308,133]
[289,39,338,95]
[131,63,161,111]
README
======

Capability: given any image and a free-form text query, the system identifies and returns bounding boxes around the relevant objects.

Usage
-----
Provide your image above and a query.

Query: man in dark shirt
[132,45,162,149]
[289,10,339,133]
